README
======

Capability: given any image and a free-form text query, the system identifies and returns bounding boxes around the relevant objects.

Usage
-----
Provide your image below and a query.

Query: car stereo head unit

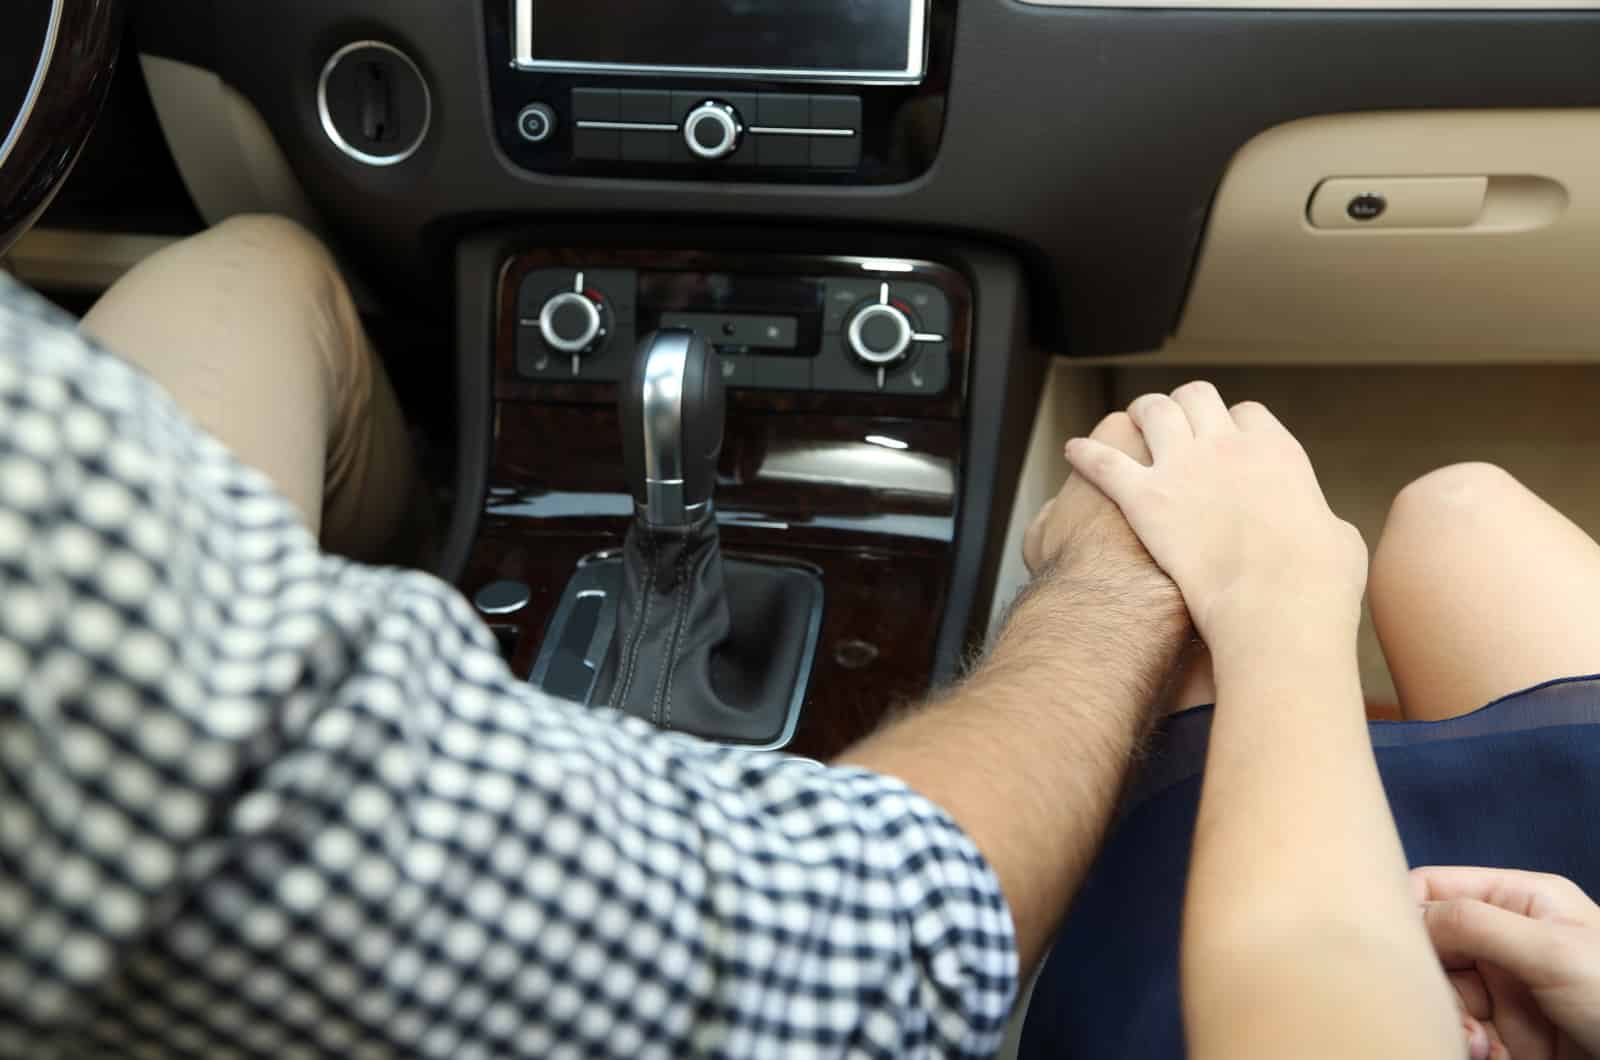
[484,0,952,186]
[510,0,929,85]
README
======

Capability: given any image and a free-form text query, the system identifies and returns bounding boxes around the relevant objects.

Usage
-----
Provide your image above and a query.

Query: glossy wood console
[462,249,972,760]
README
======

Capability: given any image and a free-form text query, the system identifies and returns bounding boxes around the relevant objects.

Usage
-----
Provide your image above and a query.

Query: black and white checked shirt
[0,277,1017,1058]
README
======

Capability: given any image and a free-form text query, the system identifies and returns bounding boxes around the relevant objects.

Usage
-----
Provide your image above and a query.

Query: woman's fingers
[1423,899,1569,987]
[1413,867,1600,925]
[1063,437,1146,509]
[1085,410,1154,464]
[1228,399,1286,435]
[1127,393,1192,460]
[1170,381,1234,438]
[1449,968,1494,1021]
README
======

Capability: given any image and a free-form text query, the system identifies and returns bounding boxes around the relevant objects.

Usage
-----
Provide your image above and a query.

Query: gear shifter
[619,329,724,528]
[583,329,822,747]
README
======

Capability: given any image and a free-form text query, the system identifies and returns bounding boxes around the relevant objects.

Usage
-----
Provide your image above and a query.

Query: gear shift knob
[621,329,726,528]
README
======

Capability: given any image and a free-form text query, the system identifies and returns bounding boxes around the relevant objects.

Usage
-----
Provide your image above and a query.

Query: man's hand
[1416,867,1600,1060]
[1023,410,1161,580]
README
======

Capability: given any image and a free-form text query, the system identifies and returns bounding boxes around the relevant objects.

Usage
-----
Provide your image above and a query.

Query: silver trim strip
[748,126,855,138]
[912,332,946,343]
[574,120,680,132]
[0,0,64,174]
[510,0,928,84]
[317,41,432,168]
[1018,0,1600,7]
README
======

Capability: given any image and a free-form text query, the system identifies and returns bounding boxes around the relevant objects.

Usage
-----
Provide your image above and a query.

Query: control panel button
[757,133,810,168]
[516,103,557,144]
[884,343,951,396]
[516,268,636,382]
[539,291,603,354]
[750,355,812,391]
[813,337,881,393]
[616,89,672,124]
[822,279,883,332]
[685,101,744,161]
[892,282,952,338]
[716,353,757,388]
[573,127,620,160]
[621,130,672,162]
[809,95,863,132]
[811,133,861,170]
[756,93,810,129]
[572,89,619,121]
[847,303,914,365]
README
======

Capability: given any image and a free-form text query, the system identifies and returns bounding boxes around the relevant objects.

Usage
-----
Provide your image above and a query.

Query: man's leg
[79,215,421,563]
[1370,462,1600,722]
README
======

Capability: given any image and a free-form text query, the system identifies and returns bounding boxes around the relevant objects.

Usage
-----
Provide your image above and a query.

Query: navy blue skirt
[1020,674,1600,1060]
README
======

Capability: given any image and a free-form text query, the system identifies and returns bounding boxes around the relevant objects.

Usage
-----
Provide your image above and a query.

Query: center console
[482,0,954,184]
[446,227,1039,760]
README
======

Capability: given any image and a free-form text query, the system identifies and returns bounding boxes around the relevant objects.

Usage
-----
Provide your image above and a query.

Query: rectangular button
[757,93,810,129]
[750,355,812,391]
[621,130,672,162]
[573,127,619,160]
[893,281,953,338]
[578,320,631,383]
[809,95,862,132]
[884,343,951,396]
[756,133,810,168]
[811,133,861,170]
[572,88,618,122]
[616,89,672,124]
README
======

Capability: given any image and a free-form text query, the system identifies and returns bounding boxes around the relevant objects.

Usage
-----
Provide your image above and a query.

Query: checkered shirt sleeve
[0,277,1018,1059]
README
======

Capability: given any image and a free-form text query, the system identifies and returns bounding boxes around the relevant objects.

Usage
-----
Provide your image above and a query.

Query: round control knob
[539,291,604,354]
[846,303,915,365]
[683,101,743,161]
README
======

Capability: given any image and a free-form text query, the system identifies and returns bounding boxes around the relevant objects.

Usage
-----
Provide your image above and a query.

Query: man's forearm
[840,553,1189,972]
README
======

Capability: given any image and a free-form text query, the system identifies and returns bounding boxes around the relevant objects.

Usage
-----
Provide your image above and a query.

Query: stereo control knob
[684,101,744,161]
[539,291,604,355]
[846,303,915,366]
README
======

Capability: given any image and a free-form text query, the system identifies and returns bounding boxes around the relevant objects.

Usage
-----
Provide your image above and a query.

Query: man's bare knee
[201,215,343,302]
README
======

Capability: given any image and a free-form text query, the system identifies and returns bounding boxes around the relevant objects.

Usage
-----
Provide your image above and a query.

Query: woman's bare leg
[80,215,420,563]
[1370,462,1600,722]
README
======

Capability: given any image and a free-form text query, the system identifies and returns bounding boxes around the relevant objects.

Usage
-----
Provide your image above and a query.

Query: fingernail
[1465,1020,1490,1060]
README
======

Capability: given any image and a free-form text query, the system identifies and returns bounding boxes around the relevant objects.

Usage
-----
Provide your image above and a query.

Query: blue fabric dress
[1020,674,1600,1059]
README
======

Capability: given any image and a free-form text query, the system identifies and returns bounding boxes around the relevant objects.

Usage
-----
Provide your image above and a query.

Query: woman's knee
[1374,462,1525,580]
[1386,463,1524,535]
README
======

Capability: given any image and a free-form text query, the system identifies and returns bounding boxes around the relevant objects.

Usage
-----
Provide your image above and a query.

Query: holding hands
[1064,382,1367,653]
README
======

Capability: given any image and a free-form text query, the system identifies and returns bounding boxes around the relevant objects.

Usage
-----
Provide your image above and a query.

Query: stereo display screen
[516,0,927,82]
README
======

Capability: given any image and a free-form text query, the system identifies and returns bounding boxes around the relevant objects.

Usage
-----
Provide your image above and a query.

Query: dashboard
[125,0,1600,359]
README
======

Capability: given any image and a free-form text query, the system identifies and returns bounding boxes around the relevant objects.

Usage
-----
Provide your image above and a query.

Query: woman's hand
[1063,382,1367,650]
[1415,866,1600,1060]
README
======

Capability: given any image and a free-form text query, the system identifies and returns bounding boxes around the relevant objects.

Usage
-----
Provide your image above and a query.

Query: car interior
[6,0,1600,1051]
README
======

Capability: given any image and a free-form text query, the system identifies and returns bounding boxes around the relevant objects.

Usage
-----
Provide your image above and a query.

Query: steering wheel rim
[0,0,124,256]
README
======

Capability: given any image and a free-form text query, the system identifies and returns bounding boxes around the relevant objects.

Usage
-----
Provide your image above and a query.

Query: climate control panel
[512,262,959,398]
